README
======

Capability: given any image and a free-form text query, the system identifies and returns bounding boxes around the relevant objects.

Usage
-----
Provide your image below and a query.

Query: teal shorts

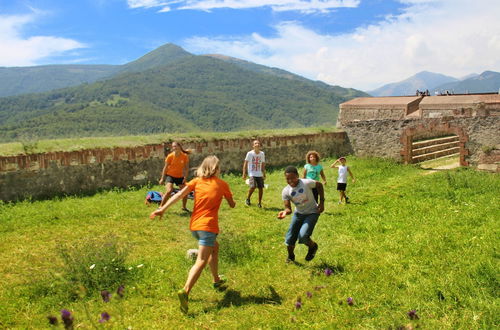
[191,230,218,247]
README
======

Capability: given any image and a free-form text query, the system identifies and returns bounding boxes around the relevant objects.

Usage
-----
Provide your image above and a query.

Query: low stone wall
[0,132,349,201]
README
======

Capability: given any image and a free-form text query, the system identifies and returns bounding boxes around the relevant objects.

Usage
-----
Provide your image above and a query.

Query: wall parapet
[0,132,349,201]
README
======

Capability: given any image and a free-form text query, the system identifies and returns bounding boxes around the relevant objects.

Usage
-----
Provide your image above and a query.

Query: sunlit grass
[0,157,498,328]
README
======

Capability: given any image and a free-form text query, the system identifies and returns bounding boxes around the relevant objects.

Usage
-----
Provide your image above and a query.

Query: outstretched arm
[277,200,292,219]
[315,182,325,213]
[150,186,191,219]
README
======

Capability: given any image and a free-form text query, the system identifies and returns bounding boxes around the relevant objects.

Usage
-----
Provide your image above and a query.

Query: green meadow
[0,157,498,328]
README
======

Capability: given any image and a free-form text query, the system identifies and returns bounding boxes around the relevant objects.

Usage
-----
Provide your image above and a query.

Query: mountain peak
[120,43,192,73]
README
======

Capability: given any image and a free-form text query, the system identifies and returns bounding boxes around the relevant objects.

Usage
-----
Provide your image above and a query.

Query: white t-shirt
[282,179,318,214]
[245,150,265,177]
[338,165,348,183]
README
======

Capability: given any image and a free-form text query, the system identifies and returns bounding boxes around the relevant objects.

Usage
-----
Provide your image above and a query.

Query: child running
[150,156,235,314]
[159,141,190,211]
[303,150,327,202]
[242,140,266,208]
[330,157,355,204]
[277,166,324,263]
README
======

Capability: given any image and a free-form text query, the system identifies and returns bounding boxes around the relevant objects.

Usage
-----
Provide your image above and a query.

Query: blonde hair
[306,150,320,164]
[196,155,220,178]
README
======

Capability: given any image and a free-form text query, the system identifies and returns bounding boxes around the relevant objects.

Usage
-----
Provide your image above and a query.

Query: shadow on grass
[311,261,346,276]
[200,286,282,314]
[263,206,282,212]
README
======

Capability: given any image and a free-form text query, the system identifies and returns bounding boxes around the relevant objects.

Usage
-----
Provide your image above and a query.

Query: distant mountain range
[0,44,368,142]
[369,70,500,96]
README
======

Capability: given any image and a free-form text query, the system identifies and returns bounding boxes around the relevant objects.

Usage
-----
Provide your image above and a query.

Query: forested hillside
[0,45,367,142]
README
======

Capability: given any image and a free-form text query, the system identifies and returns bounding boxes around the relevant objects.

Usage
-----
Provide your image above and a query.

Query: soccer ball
[186,249,198,261]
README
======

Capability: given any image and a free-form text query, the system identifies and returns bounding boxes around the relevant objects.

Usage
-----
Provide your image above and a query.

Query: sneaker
[338,201,342,205]
[245,199,251,206]
[213,275,227,290]
[182,207,191,212]
[345,196,350,204]
[177,289,189,314]
[286,254,295,263]
[258,203,262,208]
[305,243,318,261]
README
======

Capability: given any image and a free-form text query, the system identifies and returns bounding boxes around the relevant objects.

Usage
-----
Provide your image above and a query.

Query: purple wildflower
[347,297,354,305]
[295,300,302,309]
[324,268,333,276]
[306,291,313,298]
[99,312,111,323]
[117,285,125,298]
[47,315,58,325]
[60,309,73,329]
[407,310,419,320]
[101,290,111,302]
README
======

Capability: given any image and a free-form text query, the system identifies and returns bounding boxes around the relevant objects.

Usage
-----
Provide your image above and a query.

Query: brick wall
[0,132,349,201]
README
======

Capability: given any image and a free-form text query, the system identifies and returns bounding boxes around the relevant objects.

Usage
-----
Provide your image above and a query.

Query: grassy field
[0,157,498,328]
[0,126,336,156]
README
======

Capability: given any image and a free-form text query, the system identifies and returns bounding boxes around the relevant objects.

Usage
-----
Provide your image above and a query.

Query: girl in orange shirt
[150,155,235,314]
[159,141,190,211]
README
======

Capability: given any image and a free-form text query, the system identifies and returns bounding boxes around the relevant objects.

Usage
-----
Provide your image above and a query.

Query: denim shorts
[285,212,320,246]
[191,230,218,247]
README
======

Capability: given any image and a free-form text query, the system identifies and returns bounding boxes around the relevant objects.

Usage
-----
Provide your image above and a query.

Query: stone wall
[342,116,500,168]
[0,132,349,201]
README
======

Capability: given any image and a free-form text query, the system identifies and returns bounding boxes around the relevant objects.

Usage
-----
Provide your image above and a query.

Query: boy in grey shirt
[278,166,324,263]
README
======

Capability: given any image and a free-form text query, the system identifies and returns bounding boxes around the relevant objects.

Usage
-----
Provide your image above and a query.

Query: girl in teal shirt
[303,150,327,202]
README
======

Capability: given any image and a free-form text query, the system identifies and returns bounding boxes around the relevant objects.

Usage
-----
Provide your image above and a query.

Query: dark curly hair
[305,150,320,164]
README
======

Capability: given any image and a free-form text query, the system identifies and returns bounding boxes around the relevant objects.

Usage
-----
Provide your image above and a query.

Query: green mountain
[0,45,368,142]
[0,64,118,97]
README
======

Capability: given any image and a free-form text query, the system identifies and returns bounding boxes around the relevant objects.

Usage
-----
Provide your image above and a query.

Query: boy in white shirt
[242,140,266,208]
[330,157,355,204]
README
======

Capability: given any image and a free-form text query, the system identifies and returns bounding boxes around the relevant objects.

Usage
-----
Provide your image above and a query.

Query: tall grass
[0,157,498,328]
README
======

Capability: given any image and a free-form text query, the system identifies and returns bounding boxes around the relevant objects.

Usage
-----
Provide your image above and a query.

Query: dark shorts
[166,176,184,186]
[249,176,264,189]
[337,183,347,191]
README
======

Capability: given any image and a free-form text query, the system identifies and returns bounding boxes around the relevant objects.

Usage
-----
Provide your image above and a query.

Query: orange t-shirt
[185,177,233,234]
[165,152,189,178]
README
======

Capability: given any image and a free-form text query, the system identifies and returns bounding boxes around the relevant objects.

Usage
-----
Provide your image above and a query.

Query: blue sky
[1,0,499,90]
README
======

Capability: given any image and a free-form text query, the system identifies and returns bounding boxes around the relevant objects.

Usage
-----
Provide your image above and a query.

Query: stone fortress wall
[339,93,500,171]
[0,132,349,202]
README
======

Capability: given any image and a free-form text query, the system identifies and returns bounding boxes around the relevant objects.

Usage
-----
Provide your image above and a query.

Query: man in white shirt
[242,140,266,208]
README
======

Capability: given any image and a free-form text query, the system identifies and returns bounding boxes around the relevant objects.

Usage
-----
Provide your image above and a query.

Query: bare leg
[258,187,263,205]
[183,245,213,294]
[179,183,188,210]
[207,241,220,283]
[160,182,174,207]
[247,187,256,201]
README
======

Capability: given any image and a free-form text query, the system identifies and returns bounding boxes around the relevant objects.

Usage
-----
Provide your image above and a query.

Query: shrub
[58,236,130,294]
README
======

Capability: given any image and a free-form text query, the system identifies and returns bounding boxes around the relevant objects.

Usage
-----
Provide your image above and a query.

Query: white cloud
[183,0,500,90]
[127,0,360,13]
[0,13,85,67]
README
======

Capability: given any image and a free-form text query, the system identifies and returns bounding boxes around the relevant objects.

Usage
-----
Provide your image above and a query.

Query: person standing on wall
[159,141,190,211]
[242,140,266,208]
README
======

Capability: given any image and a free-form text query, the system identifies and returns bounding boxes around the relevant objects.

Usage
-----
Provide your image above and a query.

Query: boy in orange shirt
[150,155,235,314]
[159,141,190,211]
